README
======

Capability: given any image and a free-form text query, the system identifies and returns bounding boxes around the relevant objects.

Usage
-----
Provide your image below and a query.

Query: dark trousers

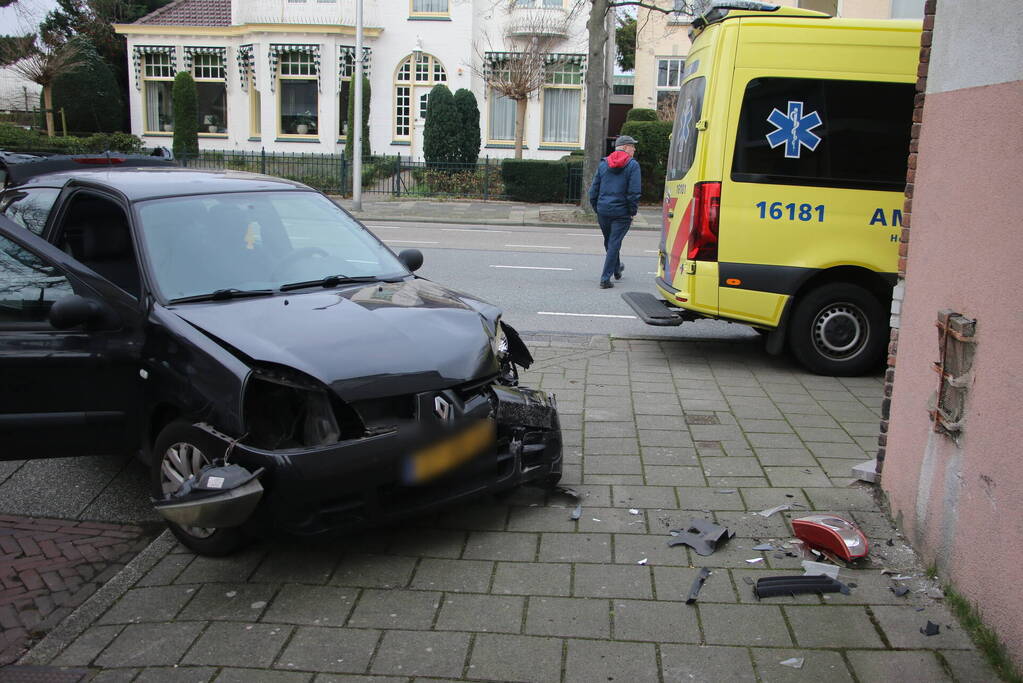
[597,214,632,283]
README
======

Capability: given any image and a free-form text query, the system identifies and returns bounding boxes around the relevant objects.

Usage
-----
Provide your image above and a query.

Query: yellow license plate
[406,419,496,484]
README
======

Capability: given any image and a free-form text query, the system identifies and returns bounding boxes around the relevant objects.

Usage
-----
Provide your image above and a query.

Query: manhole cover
[685,414,721,425]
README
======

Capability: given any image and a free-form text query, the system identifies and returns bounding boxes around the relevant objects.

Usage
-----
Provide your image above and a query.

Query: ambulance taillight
[686,181,720,261]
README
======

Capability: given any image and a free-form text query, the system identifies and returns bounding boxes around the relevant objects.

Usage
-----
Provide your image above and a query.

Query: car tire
[151,420,250,556]
[787,282,887,376]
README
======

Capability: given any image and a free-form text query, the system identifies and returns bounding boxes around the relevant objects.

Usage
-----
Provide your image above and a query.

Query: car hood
[170,278,502,401]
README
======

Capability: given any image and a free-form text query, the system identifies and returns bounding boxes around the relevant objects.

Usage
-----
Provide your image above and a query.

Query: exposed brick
[923,14,934,30]
[905,169,915,184]
[17,538,40,557]
[898,241,908,257]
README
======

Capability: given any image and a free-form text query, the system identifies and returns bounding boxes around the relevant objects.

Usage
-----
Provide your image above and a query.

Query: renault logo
[434,396,453,422]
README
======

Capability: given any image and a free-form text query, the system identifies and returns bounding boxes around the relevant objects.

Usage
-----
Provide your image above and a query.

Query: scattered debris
[591,518,601,522]
[779,657,805,669]
[754,575,850,599]
[920,621,940,636]
[851,459,880,483]
[792,515,869,562]
[715,489,736,494]
[756,504,791,518]
[743,576,755,586]
[745,558,765,564]
[637,558,648,565]
[554,486,580,500]
[801,560,840,580]
[890,586,911,597]
[773,553,785,559]
[629,508,641,515]
[886,539,895,546]
[570,504,582,520]
[753,543,775,552]
[686,568,711,604]
[785,494,795,498]
[667,519,735,556]
[847,582,858,588]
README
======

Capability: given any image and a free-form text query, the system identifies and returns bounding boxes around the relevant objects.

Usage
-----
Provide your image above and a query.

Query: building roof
[135,0,231,27]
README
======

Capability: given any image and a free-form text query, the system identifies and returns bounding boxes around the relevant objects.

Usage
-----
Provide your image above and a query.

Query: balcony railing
[505,7,570,38]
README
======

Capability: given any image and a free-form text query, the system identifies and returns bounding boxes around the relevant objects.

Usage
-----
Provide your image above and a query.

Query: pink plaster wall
[883,79,1023,665]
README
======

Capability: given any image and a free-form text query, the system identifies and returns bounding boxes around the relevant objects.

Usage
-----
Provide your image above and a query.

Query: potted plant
[295,110,316,135]
[203,113,220,134]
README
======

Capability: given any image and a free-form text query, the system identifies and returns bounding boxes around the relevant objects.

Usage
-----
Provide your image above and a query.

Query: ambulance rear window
[666,77,705,181]
[731,77,915,191]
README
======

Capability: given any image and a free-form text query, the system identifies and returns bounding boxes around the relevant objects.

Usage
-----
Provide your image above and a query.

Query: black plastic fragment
[920,621,940,636]
[754,575,850,599]
[667,519,735,556]
[891,585,910,597]
[686,568,711,604]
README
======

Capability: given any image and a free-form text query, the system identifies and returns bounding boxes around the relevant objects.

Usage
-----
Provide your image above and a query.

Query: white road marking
[382,239,439,244]
[491,265,573,271]
[644,249,660,253]
[366,225,404,229]
[565,233,603,237]
[443,228,512,233]
[505,244,572,249]
[538,311,637,320]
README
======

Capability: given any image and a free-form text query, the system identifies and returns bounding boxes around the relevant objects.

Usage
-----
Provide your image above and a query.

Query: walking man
[588,135,641,289]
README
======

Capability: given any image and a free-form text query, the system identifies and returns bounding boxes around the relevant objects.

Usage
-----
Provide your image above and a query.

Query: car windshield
[135,191,407,301]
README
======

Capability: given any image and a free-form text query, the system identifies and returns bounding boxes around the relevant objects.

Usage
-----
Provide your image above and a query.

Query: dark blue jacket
[588,152,641,217]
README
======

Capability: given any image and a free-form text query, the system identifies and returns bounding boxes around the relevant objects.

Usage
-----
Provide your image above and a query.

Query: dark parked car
[0,157,562,554]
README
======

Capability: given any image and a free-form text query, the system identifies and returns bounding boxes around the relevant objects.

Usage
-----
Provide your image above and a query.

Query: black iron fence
[176,150,584,204]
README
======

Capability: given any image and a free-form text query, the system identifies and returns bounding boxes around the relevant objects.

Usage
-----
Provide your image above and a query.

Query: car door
[0,216,143,460]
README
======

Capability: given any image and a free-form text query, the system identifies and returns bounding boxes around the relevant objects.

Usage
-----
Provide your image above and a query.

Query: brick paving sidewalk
[11,334,1000,681]
[0,516,151,666]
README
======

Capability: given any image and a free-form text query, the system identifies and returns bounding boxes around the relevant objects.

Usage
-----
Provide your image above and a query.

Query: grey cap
[614,135,638,147]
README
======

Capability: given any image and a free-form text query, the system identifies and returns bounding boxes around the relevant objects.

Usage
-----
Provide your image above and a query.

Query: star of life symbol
[679,98,695,146]
[766,101,822,159]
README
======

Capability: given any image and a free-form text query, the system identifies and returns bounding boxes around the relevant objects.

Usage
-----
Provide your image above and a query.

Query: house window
[542,61,581,144]
[278,51,318,136]
[249,71,261,138]
[191,52,227,134]
[338,49,354,138]
[489,90,517,141]
[410,0,449,16]
[143,53,175,134]
[393,52,446,140]
[656,57,685,117]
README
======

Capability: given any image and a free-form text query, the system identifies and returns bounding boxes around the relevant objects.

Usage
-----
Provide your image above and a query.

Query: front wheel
[151,421,251,556]
[787,283,887,376]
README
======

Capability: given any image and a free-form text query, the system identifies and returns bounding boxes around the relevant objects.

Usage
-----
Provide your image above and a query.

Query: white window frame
[142,52,175,135]
[277,51,319,138]
[541,61,582,146]
[392,52,447,142]
[191,52,228,137]
[410,0,449,18]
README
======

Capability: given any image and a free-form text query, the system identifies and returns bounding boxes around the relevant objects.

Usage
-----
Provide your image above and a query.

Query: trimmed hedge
[625,108,659,122]
[0,124,143,154]
[620,119,672,201]
[502,159,569,202]
[344,76,371,160]
[172,71,198,158]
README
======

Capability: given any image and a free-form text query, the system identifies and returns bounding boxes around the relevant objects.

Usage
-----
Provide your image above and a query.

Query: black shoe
[599,280,613,289]
[614,264,625,280]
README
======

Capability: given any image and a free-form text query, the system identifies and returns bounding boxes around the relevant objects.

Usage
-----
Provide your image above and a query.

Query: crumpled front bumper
[156,383,561,535]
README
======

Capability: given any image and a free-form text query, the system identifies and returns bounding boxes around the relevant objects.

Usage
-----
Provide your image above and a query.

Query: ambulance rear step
[621,291,692,327]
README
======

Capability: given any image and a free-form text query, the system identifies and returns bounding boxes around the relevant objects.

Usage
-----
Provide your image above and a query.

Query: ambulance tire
[788,283,886,376]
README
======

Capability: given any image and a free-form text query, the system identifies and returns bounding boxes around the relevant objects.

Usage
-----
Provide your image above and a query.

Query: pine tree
[51,36,122,133]
[422,84,459,165]
[344,75,371,160]
[172,71,198,159]
[452,88,481,165]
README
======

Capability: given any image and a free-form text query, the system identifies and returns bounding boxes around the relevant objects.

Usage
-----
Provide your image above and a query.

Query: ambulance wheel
[151,421,249,556]
[788,283,887,376]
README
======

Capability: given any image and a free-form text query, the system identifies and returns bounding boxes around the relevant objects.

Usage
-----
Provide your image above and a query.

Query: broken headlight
[243,364,364,450]
[492,318,510,360]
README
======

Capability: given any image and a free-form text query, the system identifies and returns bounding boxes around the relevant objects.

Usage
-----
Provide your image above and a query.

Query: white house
[114,0,609,160]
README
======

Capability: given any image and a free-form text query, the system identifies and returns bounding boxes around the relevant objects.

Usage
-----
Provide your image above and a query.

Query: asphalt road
[363,220,758,341]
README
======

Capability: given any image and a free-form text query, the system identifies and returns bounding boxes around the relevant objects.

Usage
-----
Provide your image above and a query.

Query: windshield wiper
[279,274,385,292]
[169,288,275,304]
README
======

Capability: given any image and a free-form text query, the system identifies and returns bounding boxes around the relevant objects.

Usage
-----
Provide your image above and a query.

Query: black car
[0,158,562,555]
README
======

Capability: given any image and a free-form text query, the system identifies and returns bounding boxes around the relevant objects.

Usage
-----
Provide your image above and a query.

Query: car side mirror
[48,295,118,330]
[398,249,423,273]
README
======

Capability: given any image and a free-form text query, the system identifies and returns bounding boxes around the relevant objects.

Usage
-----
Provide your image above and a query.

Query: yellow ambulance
[623,2,921,375]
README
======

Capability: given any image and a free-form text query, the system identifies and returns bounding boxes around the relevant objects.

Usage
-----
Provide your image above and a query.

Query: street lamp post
[352,0,364,211]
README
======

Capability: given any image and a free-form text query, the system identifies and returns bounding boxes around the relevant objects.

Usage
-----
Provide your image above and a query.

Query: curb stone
[17,531,177,666]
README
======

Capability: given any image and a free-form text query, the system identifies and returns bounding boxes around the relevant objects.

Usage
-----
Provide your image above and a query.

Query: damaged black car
[0,162,562,555]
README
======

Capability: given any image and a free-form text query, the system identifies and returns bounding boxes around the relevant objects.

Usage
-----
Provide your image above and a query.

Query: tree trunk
[582,0,611,213]
[514,98,528,160]
[43,85,55,138]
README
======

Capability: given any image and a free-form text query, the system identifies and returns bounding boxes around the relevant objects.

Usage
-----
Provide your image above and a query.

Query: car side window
[0,188,60,236]
[0,233,74,325]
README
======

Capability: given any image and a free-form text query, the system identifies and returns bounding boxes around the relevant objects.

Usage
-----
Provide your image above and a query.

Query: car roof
[11,166,314,201]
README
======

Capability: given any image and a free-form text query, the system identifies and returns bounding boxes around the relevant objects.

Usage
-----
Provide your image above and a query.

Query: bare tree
[578,0,699,211]
[4,40,83,136]
[470,7,579,159]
